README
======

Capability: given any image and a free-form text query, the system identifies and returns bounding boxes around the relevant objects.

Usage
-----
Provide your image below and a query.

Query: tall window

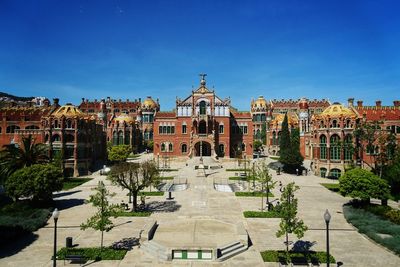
[199,101,206,115]
[181,144,187,153]
[219,124,224,134]
[331,120,338,128]
[320,135,327,160]
[161,143,166,152]
[219,144,225,156]
[125,131,130,145]
[182,124,187,134]
[272,131,276,145]
[344,135,353,161]
[118,131,124,145]
[330,134,340,161]
[168,143,173,152]
[6,125,20,133]
[330,169,341,178]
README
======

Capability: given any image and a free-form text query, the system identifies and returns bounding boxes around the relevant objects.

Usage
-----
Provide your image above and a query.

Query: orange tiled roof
[356,107,400,121]
[155,111,175,118]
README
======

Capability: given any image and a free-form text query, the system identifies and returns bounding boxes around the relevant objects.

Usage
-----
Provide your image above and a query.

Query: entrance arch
[194,141,211,157]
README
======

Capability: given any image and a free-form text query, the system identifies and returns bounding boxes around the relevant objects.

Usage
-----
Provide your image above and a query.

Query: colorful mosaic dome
[252,96,268,108]
[114,114,135,124]
[271,112,298,125]
[52,104,84,118]
[320,103,357,118]
[142,96,157,109]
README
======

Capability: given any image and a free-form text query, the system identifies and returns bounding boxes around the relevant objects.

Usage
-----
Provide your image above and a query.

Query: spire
[199,73,207,86]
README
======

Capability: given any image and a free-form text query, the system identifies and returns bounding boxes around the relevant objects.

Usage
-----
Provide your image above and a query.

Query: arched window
[219,144,225,156]
[161,143,166,152]
[256,129,261,140]
[52,134,61,142]
[65,134,74,143]
[6,125,20,133]
[241,143,246,152]
[118,130,123,145]
[181,144,187,153]
[168,143,173,152]
[66,120,73,129]
[320,167,327,178]
[25,125,39,130]
[344,135,353,161]
[330,169,341,178]
[331,120,338,128]
[320,135,327,160]
[199,101,206,115]
[54,120,59,128]
[330,134,340,161]
[125,131,130,145]
[345,119,351,128]
[219,124,224,134]
[113,131,118,145]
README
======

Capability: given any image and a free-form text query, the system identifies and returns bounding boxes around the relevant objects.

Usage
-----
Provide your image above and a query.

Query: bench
[64,255,86,265]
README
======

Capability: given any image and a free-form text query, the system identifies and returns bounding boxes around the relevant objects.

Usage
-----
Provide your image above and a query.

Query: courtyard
[0,154,399,267]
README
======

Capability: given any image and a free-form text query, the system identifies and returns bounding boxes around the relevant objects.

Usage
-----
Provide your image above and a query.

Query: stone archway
[194,141,211,157]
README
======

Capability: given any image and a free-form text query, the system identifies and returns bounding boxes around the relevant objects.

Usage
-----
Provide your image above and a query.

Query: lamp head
[324,209,331,223]
[52,208,60,220]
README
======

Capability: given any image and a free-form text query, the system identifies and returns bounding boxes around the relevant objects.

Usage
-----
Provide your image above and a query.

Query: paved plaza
[0,154,399,267]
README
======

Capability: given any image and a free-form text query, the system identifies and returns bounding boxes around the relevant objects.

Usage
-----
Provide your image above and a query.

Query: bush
[243,211,281,218]
[386,210,400,225]
[343,205,400,255]
[235,192,274,197]
[108,145,132,162]
[56,247,127,260]
[351,202,400,225]
[260,250,335,263]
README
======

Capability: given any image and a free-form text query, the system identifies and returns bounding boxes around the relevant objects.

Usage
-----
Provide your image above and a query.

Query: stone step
[217,245,247,262]
[141,241,170,261]
[219,241,241,252]
[220,242,244,255]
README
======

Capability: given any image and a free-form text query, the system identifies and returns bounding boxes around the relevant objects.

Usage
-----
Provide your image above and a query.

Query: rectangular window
[159,126,163,134]
[171,126,175,134]
[219,125,224,134]
[182,124,187,134]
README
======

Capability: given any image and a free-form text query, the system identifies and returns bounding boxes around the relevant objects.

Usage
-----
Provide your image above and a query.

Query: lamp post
[52,208,60,267]
[324,209,331,267]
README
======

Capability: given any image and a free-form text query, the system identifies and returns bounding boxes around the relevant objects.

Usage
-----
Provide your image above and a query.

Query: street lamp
[52,208,60,267]
[324,209,331,267]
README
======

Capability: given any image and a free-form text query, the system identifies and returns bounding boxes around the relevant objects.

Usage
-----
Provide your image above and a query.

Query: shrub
[108,145,132,162]
[260,250,335,263]
[243,211,281,218]
[56,247,127,260]
[385,210,400,225]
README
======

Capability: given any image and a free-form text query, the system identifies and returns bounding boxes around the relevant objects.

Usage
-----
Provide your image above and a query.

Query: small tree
[276,182,308,254]
[261,122,267,145]
[279,114,292,168]
[108,160,159,211]
[279,115,303,173]
[255,162,276,211]
[253,140,263,152]
[80,181,118,249]
[108,145,132,162]
[5,163,63,202]
[339,168,390,204]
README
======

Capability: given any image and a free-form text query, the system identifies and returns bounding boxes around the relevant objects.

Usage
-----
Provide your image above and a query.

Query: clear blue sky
[1,0,399,110]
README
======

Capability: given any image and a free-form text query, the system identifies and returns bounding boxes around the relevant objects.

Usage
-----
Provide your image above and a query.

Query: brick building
[153,75,253,159]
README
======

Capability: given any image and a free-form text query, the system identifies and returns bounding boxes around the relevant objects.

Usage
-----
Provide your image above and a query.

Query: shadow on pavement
[0,232,38,259]
[53,190,81,198]
[144,200,181,213]
[55,198,85,211]
[291,240,317,252]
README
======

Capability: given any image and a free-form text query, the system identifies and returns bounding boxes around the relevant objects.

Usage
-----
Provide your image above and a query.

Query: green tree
[5,163,63,202]
[107,145,132,162]
[80,181,118,249]
[255,162,276,211]
[145,140,154,151]
[108,160,159,211]
[384,148,400,195]
[339,168,390,204]
[0,135,48,184]
[253,140,263,152]
[279,114,303,173]
[261,122,267,145]
[276,182,308,254]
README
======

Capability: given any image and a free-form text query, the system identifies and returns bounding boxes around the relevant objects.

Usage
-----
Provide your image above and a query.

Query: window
[161,143,166,152]
[168,143,173,152]
[330,169,342,178]
[320,168,327,178]
[88,109,94,113]
[0,126,2,133]
[118,131,124,145]
[181,144,187,153]
[344,135,353,161]
[52,134,61,142]
[171,126,175,134]
[182,124,187,134]
[331,120,338,128]
[345,119,351,128]
[219,124,224,134]
[66,120,73,129]
[330,135,340,161]
[113,131,118,145]
[239,125,248,134]
[320,135,327,160]
[125,131,130,145]
[199,101,206,115]
[159,126,163,134]
[241,143,246,152]
[219,144,225,156]
[130,109,136,113]
[114,109,120,113]
[6,125,20,133]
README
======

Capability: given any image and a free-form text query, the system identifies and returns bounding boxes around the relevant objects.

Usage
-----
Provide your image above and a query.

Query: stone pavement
[0,155,399,267]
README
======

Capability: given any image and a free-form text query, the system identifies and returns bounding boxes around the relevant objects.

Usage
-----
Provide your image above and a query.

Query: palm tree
[0,135,48,184]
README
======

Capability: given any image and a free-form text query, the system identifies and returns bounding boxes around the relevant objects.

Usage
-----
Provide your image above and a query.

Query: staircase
[141,240,171,261]
[214,183,233,192]
[216,241,247,261]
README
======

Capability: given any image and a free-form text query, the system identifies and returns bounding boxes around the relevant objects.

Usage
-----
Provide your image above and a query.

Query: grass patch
[269,156,280,160]
[56,247,127,260]
[343,204,400,255]
[320,183,340,193]
[158,176,174,180]
[235,192,274,197]
[350,202,400,225]
[158,168,179,172]
[260,250,335,264]
[229,176,247,181]
[62,178,92,190]
[243,210,281,218]
[140,191,164,196]
[112,211,151,217]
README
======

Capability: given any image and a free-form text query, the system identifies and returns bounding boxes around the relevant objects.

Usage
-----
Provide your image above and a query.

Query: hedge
[243,210,281,218]
[260,250,335,264]
[56,247,127,260]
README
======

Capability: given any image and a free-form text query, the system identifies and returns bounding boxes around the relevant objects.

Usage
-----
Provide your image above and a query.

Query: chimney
[107,96,111,102]
[53,98,59,107]
[347,98,354,107]
[376,100,382,107]
[393,100,400,107]
[357,100,363,107]
[81,98,85,103]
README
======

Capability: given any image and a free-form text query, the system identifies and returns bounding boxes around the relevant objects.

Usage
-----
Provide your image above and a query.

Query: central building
[153,75,253,159]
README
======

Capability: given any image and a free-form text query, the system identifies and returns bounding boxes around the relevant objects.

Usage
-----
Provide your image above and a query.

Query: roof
[155,111,176,118]
[356,106,400,121]
[271,112,298,125]
[251,96,268,108]
[114,114,136,124]
[319,103,358,119]
[51,104,84,118]
[231,111,252,119]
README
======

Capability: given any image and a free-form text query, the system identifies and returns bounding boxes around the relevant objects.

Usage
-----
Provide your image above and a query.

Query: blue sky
[0,0,399,110]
